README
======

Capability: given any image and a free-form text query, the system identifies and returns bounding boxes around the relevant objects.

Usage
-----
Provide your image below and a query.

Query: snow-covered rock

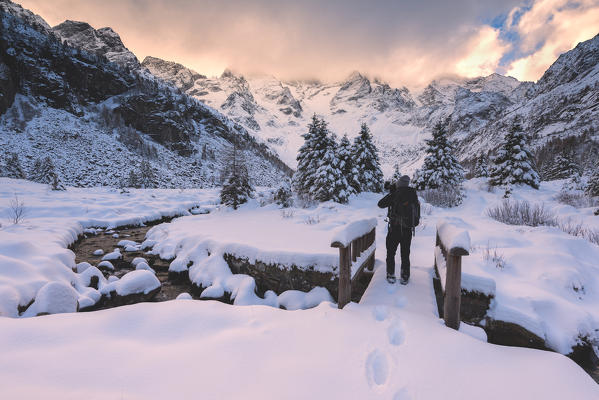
[22,281,79,316]
[97,260,115,271]
[102,270,160,297]
[92,249,104,256]
[102,249,122,261]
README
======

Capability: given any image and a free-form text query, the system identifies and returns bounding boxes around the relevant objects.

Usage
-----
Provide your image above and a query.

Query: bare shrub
[420,185,464,208]
[482,242,506,269]
[8,194,26,224]
[280,209,295,219]
[486,199,557,227]
[303,215,320,225]
[554,191,598,208]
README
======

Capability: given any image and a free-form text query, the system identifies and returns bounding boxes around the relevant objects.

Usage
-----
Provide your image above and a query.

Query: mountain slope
[0,0,291,188]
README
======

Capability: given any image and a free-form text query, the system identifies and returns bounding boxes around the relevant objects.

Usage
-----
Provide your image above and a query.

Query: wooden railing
[434,220,470,330]
[331,219,377,309]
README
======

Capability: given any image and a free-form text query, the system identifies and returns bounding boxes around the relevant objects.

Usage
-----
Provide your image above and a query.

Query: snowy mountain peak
[52,19,140,69]
[142,56,206,92]
[0,0,52,34]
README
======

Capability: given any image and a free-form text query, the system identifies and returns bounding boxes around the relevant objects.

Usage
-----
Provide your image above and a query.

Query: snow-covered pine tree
[139,159,157,188]
[542,153,580,181]
[473,156,489,178]
[127,169,141,188]
[337,134,358,197]
[412,122,465,190]
[30,156,59,185]
[391,164,402,182]
[220,142,253,209]
[274,179,293,208]
[585,164,599,197]
[293,114,329,198]
[351,123,384,193]
[489,121,540,190]
[3,152,26,179]
[312,134,352,203]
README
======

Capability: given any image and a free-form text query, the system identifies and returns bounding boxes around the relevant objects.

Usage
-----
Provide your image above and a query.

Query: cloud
[505,0,599,81]
[14,0,598,87]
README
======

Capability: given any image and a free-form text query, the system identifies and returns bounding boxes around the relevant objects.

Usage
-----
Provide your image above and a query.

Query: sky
[17,0,599,88]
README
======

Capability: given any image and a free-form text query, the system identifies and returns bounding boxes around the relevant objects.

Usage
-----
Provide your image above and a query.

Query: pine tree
[312,134,352,203]
[274,179,293,208]
[586,165,599,197]
[351,123,384,193]
[489,122,540,190]
[413,123,465,190]
[293,114,330,197]
[337,134,358,197]
[127,169,141,188]
[139,159,157,188]
[542,153,580,181]
[391,164,402,182]
[3,153,26,179]
[220,142,253,209]
[30,156,59,185]
[473,156,489,178]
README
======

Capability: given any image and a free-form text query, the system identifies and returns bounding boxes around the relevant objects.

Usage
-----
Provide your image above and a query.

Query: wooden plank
[338,246,351,309]
[351,240,358,262]
[443,254,462,330]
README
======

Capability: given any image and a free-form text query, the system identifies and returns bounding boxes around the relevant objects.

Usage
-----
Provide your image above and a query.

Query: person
[377,175,420,284]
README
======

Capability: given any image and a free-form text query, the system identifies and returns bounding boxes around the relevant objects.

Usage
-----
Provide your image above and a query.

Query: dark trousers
[386,224,412,277]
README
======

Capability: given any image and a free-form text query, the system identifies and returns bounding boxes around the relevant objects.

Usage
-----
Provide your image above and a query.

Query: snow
[96,261,114,271]
[21,281,79,317]
[436,218,471,253]
[101,270,160,297]
[330,217,377,247]
[1,178,599,397]
[92,249,103,256]
[101,249,122,261]
[135,262,155,274]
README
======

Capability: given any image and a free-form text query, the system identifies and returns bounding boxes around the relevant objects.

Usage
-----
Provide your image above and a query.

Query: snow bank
[330,218,377,247]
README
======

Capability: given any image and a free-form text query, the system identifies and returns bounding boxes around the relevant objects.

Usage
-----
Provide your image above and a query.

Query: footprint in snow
[365,349,389,387]
[373,305,389,321]
[387,319,405,346]
[394,296,408,309]
[393,388,411,400]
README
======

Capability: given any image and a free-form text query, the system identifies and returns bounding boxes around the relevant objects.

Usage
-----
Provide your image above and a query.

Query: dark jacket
[377,186,418,209]
[378,186,419,227]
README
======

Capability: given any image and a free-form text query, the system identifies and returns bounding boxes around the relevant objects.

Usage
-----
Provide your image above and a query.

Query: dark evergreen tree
[220,142,253,209]
[30,156,59,185]
[3,152,26,179]
[312,134,352,203]
[473,156,489,178]
[127,169,141,188]
[542,153,580,181]
[489,122,540,190]
[293,114,330,198]
[351,123,384,193]
[585,165,599,197]
[413,123,465,190]
[139,159,157,188]
[274,179,293,208]
[391,164,402,182]
[338,134,359,194]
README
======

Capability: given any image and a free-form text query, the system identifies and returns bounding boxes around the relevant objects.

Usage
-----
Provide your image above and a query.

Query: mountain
[143,36,599,177]
[53,20,140,70]
[0,0,291,188]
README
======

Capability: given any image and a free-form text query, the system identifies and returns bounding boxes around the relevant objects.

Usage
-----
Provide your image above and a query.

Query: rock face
[53,20,140,70]
[0,0,292,188]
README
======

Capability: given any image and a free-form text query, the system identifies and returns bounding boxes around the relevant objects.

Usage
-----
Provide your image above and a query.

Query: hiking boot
[386,274,396,284]
[400,274,409,285]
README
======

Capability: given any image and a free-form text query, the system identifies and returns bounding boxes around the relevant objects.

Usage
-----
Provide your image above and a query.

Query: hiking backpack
[388,189,420,228]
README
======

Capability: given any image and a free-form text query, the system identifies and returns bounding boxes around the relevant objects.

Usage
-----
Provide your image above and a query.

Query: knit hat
[398,175,410,187]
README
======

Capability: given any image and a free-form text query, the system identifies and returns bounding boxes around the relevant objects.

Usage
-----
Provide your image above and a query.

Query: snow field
[0,266,596,399]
